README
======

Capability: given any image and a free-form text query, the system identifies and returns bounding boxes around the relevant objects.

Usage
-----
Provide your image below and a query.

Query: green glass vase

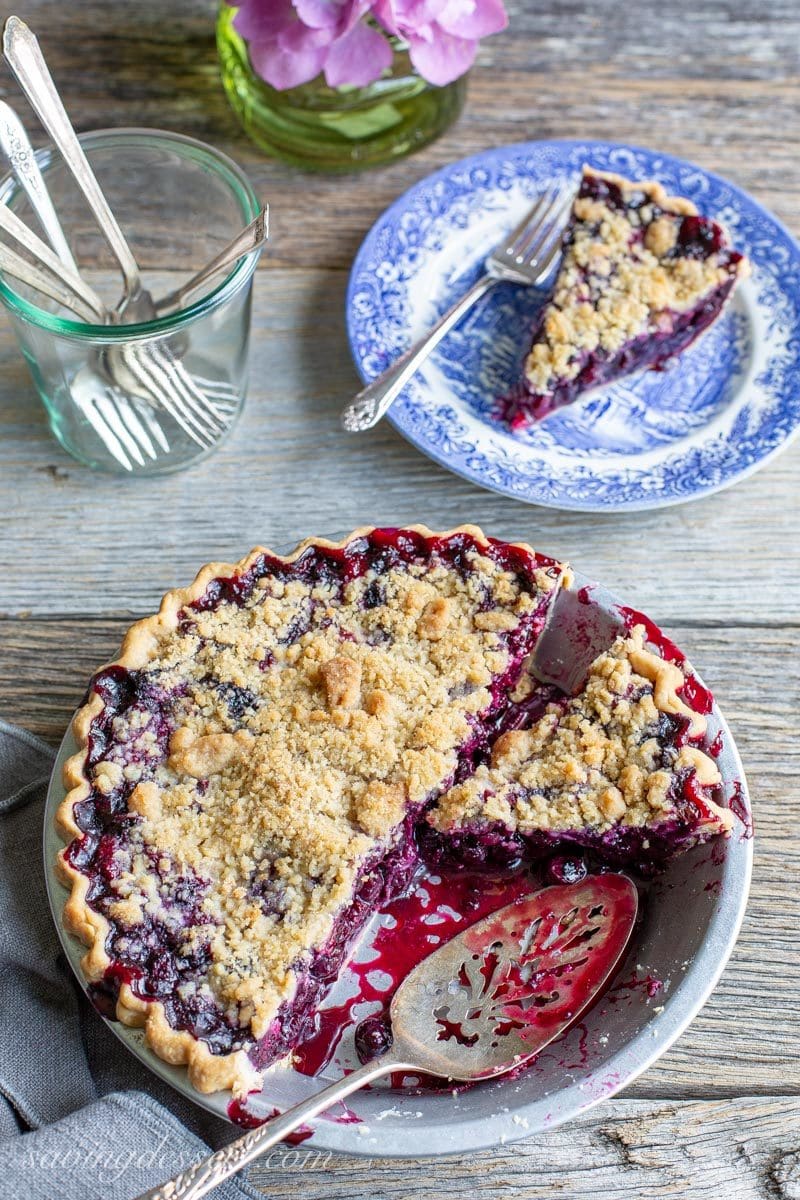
[216,3,467,173]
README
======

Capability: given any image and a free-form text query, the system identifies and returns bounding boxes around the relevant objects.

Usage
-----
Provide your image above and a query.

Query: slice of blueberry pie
[500,166,749,429]
[56,526,733,1097]
[424,624,732,868]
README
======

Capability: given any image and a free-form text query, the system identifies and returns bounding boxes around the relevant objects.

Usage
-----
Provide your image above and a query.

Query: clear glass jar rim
[0,127,262,341]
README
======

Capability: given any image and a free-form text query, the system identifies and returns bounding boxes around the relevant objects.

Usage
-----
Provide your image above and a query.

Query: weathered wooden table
[1,0,798,1194]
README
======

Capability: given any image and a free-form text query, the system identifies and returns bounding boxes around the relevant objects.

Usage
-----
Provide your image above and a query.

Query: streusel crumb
[91,544,558,1040]
[428,625,725,837]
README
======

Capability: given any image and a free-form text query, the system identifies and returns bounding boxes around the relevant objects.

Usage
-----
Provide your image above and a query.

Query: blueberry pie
[424,624,732,865]
[500,167,749,428]
[57,526,732,1096]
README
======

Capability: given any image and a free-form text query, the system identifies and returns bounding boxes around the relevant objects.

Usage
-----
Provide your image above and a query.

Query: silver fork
[3,16,236,449]
[0,103,166,470]
[70,370,166,469]
[0,181,224,458]
[111,342,230,449]
[341,183,575,433]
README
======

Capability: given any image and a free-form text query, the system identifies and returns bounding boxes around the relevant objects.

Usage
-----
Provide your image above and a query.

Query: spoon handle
[0,173,105,317]
[2,16,140,295]
[135,1054,411,1200]
[0,99,77,272]
[0,237,95,319]
[155,205,269,315]
[0,106,105,316]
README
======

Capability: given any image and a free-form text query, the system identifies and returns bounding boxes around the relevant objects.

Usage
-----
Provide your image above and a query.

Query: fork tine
[108,393,158,461]
[145,360,221,451]
[133,397,171,453]
[121,348,211,448]
[75,394,134,471]
[124,344,224,443]
[512,186,575,266]
[154,357,228,440]
[172,368,229,433]
[153,345,229,433]
[92,391,146,467]
[189,375,241,412]
[169,361,232,433]
[207,396,239,415]
[190,374,240,400]
[532,236,565,285]
[503,186,560,259]
[169,365,238,436]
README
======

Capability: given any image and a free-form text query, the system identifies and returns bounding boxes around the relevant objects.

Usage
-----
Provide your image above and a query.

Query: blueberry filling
[417,807,710,881]
[354,1014,394,1064]
[543,855,588,886]
[214,681,258,720]
[505,279,739,427]
[183,529,562,615]
[249,829,420,1068]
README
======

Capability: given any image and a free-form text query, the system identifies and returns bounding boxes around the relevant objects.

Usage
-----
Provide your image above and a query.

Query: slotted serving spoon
[137,874,637,1200]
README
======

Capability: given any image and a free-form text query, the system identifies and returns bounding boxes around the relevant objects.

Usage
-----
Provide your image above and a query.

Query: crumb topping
[524,167,744,396]
[64,530,734,1092]
[88,545,557,1042]
[428,626,723,837]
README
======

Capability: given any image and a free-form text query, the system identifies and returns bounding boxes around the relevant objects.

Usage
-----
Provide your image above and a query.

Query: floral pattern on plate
[346,139,800,511]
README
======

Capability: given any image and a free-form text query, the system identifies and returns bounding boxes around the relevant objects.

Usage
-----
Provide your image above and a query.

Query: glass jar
[0,128,261,475]
[216,3,467,173]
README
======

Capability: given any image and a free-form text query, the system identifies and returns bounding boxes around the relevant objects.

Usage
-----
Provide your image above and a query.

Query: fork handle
[134,1053,412,1200]
[341,272,498,432]
[0,100,78,273]
[2,17,141,296]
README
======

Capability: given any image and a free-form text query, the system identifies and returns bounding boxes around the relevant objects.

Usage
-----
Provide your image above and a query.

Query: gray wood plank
[242,1096,800,1200]
[1,268,799,623]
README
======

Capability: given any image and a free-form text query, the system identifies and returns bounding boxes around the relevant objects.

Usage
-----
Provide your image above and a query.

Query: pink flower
[233,0,393,91]
[232,0,507,91]
[373,0,508,85]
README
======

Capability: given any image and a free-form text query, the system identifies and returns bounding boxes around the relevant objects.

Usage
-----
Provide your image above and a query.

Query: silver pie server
[529,575,627,695]
[136,874,637,1200]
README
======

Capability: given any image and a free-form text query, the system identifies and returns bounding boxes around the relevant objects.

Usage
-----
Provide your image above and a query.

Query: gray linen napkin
[0,719,264,1200]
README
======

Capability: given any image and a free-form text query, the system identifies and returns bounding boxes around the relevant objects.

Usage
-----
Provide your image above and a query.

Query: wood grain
[244,1099,800,1200]
[244,1096,800,1199]
[1,0,799,1189]
[2,1,800,270]
[1,268,800,623]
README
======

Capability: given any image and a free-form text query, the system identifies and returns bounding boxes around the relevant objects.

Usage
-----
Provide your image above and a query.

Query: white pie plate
[43,575,753,1156]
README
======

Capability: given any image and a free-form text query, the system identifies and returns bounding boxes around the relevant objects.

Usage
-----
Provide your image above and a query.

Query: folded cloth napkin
[0,719,263,1200]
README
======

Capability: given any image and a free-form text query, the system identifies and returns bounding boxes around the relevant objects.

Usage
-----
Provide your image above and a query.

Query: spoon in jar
[136,874,637,1200]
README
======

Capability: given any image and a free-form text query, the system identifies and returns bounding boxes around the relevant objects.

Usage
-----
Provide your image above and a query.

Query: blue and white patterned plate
[346,140,800,511]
